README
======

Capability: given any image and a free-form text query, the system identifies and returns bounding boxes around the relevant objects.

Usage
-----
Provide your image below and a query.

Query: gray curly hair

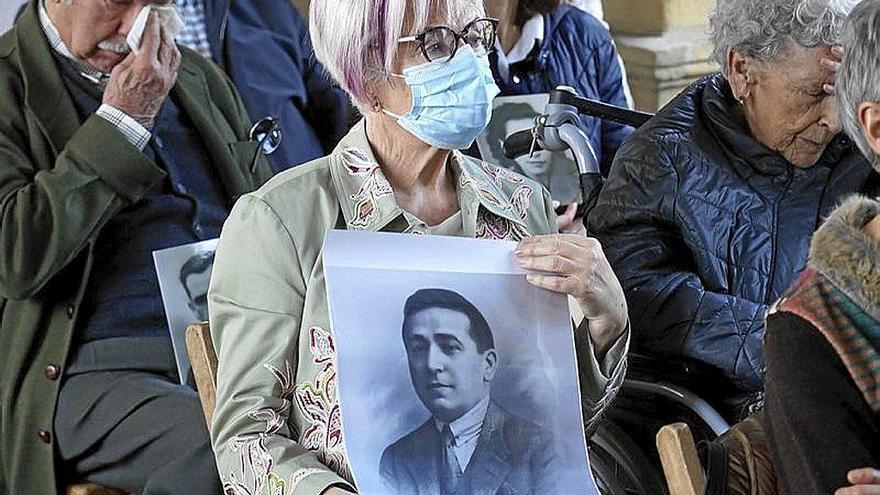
[838,0,880,167]
[709,0,858,77]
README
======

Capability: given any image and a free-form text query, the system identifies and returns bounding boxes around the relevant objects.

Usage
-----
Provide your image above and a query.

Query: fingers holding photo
[514,234,627,354]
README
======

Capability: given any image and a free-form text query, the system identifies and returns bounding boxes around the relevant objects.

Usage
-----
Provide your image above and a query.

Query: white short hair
[838,0,880,167]
[709,0,857,77]
[309,0,484,111]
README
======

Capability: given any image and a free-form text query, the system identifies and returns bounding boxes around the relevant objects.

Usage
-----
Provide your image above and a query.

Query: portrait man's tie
[440,424,463,494]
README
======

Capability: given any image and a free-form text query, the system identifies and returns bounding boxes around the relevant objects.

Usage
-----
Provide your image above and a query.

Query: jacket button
[44,364,60,380]
[65,304,75,319]
[37,430,51,444]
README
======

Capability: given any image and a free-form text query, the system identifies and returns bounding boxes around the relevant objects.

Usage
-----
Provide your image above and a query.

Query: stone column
[605,0,718,111]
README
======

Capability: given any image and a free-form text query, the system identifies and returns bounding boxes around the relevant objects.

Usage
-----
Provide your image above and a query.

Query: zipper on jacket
[765,170,794,304]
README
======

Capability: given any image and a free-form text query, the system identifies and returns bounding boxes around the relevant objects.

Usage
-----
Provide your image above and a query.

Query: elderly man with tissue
[0,0,273,493]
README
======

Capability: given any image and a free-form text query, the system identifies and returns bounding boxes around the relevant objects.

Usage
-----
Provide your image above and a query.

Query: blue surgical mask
[383,45,500,150]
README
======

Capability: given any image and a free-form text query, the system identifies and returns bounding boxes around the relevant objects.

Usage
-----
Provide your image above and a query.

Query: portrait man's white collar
[433,394,491,470]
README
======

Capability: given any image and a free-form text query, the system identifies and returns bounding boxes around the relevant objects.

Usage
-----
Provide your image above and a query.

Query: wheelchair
[502,88,741,494]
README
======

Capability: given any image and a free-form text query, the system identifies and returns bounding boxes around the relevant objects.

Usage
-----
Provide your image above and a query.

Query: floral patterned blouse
[208,121,628,495]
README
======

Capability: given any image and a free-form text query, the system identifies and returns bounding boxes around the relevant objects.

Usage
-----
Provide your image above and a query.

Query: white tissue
[126,5,184,53]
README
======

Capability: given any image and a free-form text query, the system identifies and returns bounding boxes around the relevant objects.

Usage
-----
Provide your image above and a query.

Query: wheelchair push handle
[500,86,625,231]
[548,88,653,128]
[502,128,542,159]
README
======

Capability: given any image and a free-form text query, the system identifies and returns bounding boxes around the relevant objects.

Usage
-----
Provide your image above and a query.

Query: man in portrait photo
[179,250,214,323]
[380,288,564,495]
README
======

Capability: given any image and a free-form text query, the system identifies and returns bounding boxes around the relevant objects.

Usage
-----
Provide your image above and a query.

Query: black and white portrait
[323,231,598,495]
[179,250,215,323]
[153,238,218,384]
[476,93,581,205]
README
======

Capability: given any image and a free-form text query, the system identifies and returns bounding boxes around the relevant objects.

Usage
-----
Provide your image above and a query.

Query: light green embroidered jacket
[208,121,629,495]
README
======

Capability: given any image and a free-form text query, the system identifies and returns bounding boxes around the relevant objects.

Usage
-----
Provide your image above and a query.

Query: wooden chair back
[185,322,218,430]
[657,422,705,495]
[657,413,777,495]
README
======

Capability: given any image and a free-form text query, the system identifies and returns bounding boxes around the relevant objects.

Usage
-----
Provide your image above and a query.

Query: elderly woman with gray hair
[589,0,875,420]
[205,0,630,493]
[763,1,880,493]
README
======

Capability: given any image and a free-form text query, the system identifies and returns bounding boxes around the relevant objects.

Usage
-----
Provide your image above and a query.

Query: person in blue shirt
[175,0,350,172]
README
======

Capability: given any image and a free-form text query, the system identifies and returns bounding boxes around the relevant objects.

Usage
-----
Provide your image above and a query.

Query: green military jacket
[209,121,629,495]
[0,3,273,493]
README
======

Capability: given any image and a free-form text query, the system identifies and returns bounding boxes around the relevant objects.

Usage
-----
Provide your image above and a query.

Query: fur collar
[810,195,880,323]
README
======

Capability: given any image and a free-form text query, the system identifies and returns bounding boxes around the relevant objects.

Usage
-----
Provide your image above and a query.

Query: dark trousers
[54,337,222,495]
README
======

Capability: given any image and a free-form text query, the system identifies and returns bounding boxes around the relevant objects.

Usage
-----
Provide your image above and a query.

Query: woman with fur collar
[764,2,880,493]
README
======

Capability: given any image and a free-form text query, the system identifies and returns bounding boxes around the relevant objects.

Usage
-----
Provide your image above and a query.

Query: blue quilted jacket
[589,74,873,392]
[490,5,632,174]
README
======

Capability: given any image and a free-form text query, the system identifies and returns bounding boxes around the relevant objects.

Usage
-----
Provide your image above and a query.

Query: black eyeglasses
[398,17,499,63]
[248,116,281,172]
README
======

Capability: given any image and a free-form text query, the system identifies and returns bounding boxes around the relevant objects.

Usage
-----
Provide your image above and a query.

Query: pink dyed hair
[309,0,484,111]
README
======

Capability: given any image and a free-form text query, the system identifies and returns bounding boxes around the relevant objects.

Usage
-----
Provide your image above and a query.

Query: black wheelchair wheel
[588,418,667,495]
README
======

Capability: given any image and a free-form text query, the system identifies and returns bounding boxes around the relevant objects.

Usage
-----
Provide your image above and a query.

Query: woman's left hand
[822,45,845,95]
[515,234,627,357]
[834,468,880,495]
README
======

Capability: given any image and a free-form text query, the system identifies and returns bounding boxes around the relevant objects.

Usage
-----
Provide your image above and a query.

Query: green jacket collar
[328,120,531,234]
[16,1,79,156]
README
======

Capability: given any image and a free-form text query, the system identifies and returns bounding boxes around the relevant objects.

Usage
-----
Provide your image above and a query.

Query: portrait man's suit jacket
[380,401,563,495]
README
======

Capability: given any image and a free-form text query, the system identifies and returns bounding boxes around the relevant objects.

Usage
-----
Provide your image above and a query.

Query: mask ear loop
[370,70,408,119]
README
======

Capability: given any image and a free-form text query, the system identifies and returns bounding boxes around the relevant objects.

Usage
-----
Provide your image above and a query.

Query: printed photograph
[324,231,598,495]
[476,93,582,205]
[153,238,219,385]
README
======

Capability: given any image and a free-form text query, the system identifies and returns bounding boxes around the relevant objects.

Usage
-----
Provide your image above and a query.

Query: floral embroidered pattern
[222,327,351,495]
[458,168,475,189]
[459,169,510,211]
[475,208,531,241]
[341,147,393,228]
[224,360,295,495]
[510,185,533,220]
[223,470,318,495]
[481,161,524,187]
[294,327,351,481]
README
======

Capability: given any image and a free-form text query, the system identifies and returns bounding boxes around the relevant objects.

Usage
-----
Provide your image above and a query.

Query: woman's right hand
[835,468,880,495]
